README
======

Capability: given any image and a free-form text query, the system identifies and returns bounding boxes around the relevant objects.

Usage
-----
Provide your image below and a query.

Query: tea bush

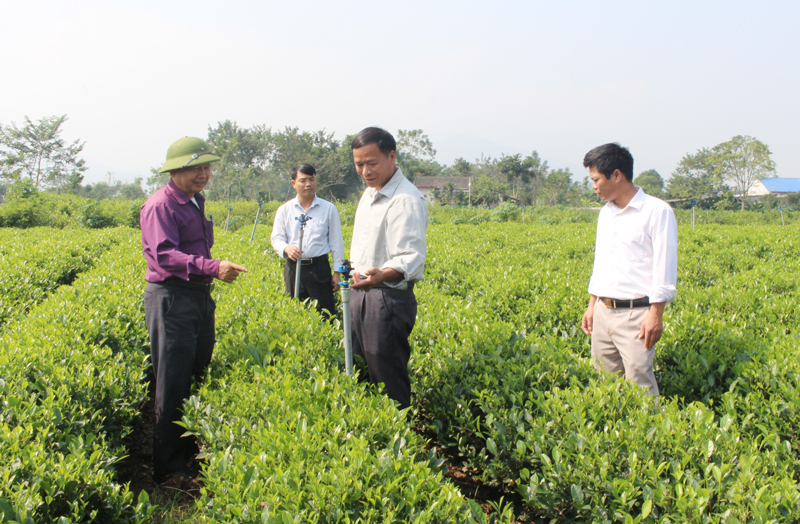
[3,215,800,523]
[0,229,153,523]
[0,227,130,326]
[177,229,493,523]
[412,222,800,521]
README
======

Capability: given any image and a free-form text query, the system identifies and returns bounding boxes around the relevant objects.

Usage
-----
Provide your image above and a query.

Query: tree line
[0,115,782,209]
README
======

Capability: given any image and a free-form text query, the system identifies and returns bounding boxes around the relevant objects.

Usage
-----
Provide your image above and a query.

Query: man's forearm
[649,302,665,318]
[377,267,403,283]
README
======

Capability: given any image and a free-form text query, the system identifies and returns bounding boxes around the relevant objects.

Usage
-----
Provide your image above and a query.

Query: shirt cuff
[204,258,221,278]
[649,286,676,304]
[381,261,408,281]
[273,241,289,258]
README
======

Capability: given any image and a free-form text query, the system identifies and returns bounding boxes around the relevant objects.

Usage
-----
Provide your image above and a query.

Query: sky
[1,0,798,186]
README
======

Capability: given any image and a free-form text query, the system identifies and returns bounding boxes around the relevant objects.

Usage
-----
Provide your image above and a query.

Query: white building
[748,178,800,197]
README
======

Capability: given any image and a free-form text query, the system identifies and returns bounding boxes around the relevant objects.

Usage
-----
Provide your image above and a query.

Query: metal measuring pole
[294,214,312,298]
[224,206,232,232]
[249,201,263,242]
[780,207,785,226]
[691,202,696,230]
[338,260,354,376]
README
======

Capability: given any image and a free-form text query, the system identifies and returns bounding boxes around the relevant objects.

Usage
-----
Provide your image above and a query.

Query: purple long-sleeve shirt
[140,180,220,283]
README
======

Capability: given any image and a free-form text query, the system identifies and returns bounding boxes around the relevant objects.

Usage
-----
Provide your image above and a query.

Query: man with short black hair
[349,127,428,410]
[580,142,678,395]
[141,136,247,484]
[270,163,344,318]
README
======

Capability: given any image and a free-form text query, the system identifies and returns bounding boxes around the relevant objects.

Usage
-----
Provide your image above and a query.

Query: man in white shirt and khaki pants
[271,163,345,319]
[348,127,428,410]
[581,143,678,395]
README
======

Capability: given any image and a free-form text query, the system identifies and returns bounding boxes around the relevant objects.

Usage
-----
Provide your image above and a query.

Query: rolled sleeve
[329,206,345,270]
[648,205,678,303]
[270,205,289,258]
[381,197,428,282]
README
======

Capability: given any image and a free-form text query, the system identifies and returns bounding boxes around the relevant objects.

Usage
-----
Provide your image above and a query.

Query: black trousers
[283,255,337,318]
[351,286,417,410]
[144,282,215,478]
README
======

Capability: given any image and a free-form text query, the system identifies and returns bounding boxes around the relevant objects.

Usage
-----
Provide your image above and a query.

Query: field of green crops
[1,216,799,523]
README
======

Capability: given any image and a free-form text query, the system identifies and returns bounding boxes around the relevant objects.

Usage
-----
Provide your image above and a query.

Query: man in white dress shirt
[580,143,678,395]
[271,164,345,319]
[349,127,428,410]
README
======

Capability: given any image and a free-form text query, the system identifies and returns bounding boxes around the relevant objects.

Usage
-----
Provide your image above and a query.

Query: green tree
[445,157,475,178]
[711,135,776,210]
[521,151,549,205]
[396,129,443,183]
[269,127,360,201]
[538,168,573,206]
[440,181,457,205]
[206,120,274,201]
[0,115,87,190]
[496,153,531,200]
[667,148,726,208]
[396,129,436,160]
[579,176,601,205]
[145,166,170,195]
[471,174,506,206]
[72,174,145,200]
[634,169,665,198]
[118,178,146,200]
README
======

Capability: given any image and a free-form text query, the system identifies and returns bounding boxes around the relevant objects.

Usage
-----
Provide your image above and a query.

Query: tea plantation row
[0,228,131,327]
[2,222,799,523]
[412,224,800,522]
[178,227,489,523]
[0,231,154,523]
[0,225,490,523]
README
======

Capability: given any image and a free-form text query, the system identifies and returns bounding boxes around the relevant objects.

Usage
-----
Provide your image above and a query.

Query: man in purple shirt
[140,136,247,484]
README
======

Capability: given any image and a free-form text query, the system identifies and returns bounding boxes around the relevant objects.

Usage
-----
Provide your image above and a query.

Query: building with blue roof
[749,178,800,196]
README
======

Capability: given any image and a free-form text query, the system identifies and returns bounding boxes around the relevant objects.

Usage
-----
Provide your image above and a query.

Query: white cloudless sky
[1,0,798,186]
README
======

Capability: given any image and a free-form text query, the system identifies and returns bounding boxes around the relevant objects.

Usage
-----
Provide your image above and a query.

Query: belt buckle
[602,298,613,308]
[301,259,312,265]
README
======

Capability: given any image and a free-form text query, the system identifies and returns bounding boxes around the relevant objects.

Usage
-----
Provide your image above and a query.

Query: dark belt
[372,282,415,291]
[600,297,650,309]
[288,254,329,266]
[160,278,215,294]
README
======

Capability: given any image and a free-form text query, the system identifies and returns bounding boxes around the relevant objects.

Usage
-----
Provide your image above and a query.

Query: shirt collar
[292,195,321,211]
[166,179,192,205]
[372,168,405,201]
[606,186,645,214]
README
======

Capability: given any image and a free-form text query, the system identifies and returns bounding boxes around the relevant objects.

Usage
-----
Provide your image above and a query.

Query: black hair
[583,143,634,181]
[290,163,316,180]
[351,127,396,156]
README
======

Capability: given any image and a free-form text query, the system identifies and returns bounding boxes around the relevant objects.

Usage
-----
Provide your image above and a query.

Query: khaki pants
[591,300,659,395]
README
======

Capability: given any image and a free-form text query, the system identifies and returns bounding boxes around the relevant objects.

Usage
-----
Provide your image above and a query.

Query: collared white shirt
[588,187,678,303]
[270,195,345,270]
[350,168,428,290]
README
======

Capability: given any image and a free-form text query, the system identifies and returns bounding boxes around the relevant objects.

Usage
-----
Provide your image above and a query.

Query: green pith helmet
[159,136,221,174]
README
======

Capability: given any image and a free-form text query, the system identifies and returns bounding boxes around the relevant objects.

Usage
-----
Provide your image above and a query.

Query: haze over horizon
[2,0,798,186]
